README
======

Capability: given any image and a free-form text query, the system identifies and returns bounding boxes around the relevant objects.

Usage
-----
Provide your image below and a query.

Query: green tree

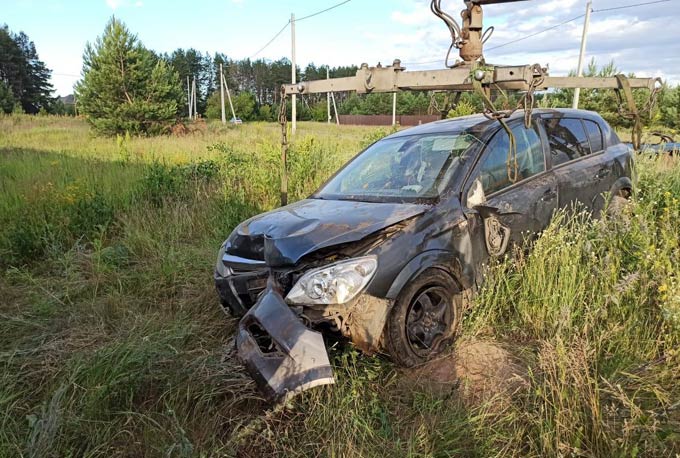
[232,92,256,121]
[0,80,15,113]
[0,25,55,113]
[659,84,680,130]
[204,91,222,120]
[75,17,182,136]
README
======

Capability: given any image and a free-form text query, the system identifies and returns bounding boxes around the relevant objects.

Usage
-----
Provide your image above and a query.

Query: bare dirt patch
[403,337,529,405]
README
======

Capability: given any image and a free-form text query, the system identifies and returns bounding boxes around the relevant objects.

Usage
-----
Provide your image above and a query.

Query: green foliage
[258,103,274,121]
[140,159,221,207]
[204,91,222,120]
[660,84,680,130]
[205,90,258,121]
[0,24,55,114]
[232,92,256,121]
[0,80,16,113]
[75,17,182,136]
[447,98,476,118]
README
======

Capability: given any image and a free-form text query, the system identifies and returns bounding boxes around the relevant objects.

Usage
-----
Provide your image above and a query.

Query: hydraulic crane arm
[283,62,658,96]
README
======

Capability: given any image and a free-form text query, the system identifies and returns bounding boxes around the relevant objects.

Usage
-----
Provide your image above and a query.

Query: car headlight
[215,243,229,277]
[286,256,378,305]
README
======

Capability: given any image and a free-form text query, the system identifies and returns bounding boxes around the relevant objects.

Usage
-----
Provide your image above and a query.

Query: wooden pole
[327,67,331,124]
[392,92,397,126]
[192,77,197,119]
[187,76,192,119]
[220,64,226,124]
[223,73,237,121]
[573,1,592,109]
[291,13,297,135]
[331,91,339,125]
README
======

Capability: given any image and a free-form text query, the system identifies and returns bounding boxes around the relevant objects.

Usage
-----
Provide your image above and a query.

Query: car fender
[384,249,470,300]
[609,176,633,197]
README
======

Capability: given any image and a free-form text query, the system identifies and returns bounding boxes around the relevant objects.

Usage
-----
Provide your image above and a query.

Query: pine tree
[75,17,182,136]
[0,25,54,114]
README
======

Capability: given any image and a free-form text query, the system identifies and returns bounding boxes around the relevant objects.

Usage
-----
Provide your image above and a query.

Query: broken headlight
[285,256,377,305]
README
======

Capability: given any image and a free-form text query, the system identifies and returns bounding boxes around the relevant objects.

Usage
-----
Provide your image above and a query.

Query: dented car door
[464,120,558,258]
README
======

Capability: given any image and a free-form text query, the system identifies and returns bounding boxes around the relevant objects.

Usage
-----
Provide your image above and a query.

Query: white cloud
[105,0,143,10]
[105,0,125,10]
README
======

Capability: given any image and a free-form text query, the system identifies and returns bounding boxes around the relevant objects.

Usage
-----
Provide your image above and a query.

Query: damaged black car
[215,108,634,401]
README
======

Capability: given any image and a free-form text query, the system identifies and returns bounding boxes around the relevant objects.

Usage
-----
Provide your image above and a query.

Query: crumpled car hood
[226,198,427,266]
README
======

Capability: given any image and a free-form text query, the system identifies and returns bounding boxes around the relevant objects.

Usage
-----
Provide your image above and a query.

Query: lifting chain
[615,74,662,151]
[428,92,441,116]
[472,64,544,184]
[279,87,289,206]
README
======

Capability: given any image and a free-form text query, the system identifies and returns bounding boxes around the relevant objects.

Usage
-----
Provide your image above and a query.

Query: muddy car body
[215,108,633,401]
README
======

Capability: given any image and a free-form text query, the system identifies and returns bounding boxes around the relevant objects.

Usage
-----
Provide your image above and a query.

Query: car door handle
[541,189,557,202]
[595,168,611,179]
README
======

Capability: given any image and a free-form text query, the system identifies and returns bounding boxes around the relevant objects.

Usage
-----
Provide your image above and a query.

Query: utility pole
[222,73,237,121]
[573,1,592,109]
[331,92,339,125]
[192,77,198,119]
[392,92,397,126]
[219,64,226,124]
[187,76,192,119]
[327,67,331,124]
[291,13,297,135]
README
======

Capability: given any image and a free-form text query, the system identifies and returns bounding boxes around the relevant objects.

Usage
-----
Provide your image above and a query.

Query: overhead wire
[593,0,670,13]
[486,14,586,51]
[297,0,353,22]
[248,0,353,59]
[249,20,291,59]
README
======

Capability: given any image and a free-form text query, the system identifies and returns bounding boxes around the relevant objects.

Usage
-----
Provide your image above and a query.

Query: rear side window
[477,123,545,195]
[544,117,591,166]
[584,120,604,153]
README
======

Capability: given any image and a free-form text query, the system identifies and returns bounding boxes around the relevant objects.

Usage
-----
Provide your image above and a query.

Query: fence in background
[338,114,441,126]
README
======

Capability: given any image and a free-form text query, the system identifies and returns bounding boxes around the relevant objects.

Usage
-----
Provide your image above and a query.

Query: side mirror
[466,178,486,208]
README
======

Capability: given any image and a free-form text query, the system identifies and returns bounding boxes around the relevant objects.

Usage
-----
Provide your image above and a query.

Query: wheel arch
[385,250,472,301]
[610,176,633,198]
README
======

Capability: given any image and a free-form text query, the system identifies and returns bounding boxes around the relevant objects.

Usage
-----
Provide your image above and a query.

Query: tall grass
[0,115,678,456]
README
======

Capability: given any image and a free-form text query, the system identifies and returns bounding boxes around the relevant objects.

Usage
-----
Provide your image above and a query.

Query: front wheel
[385,268,462,367]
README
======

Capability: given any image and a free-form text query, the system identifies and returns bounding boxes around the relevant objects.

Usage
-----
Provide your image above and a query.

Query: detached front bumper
[237,284,334,402]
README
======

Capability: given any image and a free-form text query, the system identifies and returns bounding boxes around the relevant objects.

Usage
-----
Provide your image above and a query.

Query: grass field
[1,115,679,457]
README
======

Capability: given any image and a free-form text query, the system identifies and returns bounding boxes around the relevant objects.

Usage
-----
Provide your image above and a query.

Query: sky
[3,0,679,96]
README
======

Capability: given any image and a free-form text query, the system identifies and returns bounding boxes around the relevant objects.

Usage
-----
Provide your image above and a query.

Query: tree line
[2,18,679,135]
[0,24,59,114]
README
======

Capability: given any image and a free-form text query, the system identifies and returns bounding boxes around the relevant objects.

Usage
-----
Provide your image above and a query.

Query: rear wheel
[385,268,462,367]
[607,191,632,219]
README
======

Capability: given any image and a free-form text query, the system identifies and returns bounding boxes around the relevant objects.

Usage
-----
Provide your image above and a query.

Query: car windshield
[315,131,481,202]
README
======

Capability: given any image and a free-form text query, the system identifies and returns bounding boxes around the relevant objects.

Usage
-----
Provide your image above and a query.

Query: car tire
[385,268,462,367]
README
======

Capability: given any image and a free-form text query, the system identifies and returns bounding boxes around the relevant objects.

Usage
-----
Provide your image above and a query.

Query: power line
[403,58,441,66]
[249,20,290,59]
[297,0,353,22]
[486,13,586,51]
[247,0,353,59]
[593,0,670,13]
[487,0,671,52]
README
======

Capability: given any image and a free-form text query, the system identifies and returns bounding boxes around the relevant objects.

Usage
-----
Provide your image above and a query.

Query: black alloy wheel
[385,268,461,367]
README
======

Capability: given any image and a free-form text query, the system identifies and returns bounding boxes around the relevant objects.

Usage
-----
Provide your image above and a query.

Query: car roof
[385,108,606,139]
